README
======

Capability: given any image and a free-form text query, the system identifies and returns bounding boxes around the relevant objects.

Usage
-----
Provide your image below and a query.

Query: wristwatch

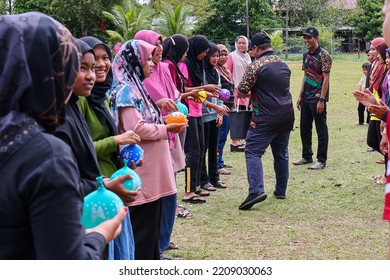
[319,97,326,102]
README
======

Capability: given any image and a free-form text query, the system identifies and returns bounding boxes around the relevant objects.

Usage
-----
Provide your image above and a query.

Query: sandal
[375,176,387,185]
[177,204,190,211]
[176,208,194,219]
[182,195,206,204]
[230,144,245,152]
[200,183,217,191]
[223,164,233,168]
[167,242,180,250]
[195,189,211,196]
[218,168,231,175]
[213,181,227,189]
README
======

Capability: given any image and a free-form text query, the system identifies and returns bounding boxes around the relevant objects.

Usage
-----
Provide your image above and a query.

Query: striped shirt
[301,46,332,103]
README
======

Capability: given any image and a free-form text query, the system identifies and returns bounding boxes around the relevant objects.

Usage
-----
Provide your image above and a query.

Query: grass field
[169,54,389,260]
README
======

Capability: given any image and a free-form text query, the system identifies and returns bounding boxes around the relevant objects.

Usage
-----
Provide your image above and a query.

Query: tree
[195,0,281,44]
[102,0,153,44]
[275,0,356,32]
[352,0,383,42]
[158,0,193,36]
[267,30,285,55]
[13,0,121,38]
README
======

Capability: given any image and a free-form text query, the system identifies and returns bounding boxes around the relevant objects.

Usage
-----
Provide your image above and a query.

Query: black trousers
[299,101,329,164]
[367,120,381,152]
[184,116,204,193]
[367,119,388,176]
[357,102,370,124]
[130,199,162,260]
[201,119,220,186]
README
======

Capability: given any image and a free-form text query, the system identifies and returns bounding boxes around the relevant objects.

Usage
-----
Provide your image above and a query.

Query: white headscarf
[230,35,252,86]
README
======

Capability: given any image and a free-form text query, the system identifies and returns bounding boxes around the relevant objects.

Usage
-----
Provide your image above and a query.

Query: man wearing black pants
[293,26,332,170]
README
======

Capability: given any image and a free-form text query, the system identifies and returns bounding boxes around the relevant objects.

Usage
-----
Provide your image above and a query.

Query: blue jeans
[217,115,230,168]
[245,125,291,196]
[158,192,177,253]
[108,211,135,260]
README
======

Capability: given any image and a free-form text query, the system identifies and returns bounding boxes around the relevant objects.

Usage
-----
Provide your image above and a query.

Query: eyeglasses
[303,36,314,40]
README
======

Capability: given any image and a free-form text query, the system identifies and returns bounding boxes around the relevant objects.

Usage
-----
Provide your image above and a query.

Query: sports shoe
[292,158,313,165]
[238,193,267,210]
[273,191,286,199]
[308,161,326,169]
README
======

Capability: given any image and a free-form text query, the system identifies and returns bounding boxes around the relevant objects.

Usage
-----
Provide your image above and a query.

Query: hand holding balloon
[85,206,128,244]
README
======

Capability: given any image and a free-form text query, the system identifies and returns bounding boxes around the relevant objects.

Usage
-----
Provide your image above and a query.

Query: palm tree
[266,30,286,55]
[102,0,152,44]
[159,1,193,36]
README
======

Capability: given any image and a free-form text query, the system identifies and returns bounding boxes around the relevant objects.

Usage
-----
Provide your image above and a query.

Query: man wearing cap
[236,32,294,210]
[293,26,332,170]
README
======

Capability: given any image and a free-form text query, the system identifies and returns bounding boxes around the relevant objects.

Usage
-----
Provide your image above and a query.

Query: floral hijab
[110,40,162,125]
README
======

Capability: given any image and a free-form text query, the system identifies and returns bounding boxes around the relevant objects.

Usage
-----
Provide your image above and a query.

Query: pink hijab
[134,30,180,108]
[134,30,181,149]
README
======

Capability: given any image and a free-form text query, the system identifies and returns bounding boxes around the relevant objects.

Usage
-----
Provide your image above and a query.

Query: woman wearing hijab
[0,12,126,259]
[179,35,219,204]
[227,35,252,151]
[216,44,235,175]
[200,43,229,192]
[77,36,140,260]
[110,39,185,260]
[162,34,201,150]
[78,36,140,177]
[134,29,186,257]
[367,38,387,184]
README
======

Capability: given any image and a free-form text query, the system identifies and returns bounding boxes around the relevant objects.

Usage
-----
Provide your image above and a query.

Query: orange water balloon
[166,112,187,124]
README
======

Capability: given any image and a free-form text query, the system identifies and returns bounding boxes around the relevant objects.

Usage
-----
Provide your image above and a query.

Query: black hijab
[54,41,101,196]
[79,36,118,137]
[203,43,220,85]
[0,12,79,167]
[162,34,189,93]
[183,35,211,87]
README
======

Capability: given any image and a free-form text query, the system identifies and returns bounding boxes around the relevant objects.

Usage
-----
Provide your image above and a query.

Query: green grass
[170,57,389,260]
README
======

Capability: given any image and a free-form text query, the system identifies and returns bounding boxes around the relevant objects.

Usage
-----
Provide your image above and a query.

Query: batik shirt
[302,46,332,103]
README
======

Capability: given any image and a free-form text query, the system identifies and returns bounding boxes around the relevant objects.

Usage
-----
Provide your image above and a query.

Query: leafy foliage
[158,1,193,36]
[195,0,281,44]
[266,30,285,55]
[352,0,383,41]
[102,0,153,44]
[13,0,121,38]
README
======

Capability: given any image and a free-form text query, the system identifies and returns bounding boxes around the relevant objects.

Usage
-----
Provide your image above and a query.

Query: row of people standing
[0,12,128,260]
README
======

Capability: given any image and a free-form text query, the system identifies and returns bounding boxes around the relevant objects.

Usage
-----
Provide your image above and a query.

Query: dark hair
[362,62,370,69]
[256,43,272,50]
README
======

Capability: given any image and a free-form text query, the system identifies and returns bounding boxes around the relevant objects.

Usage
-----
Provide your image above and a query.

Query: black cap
[251,32,271,46]
[302,26,319,37]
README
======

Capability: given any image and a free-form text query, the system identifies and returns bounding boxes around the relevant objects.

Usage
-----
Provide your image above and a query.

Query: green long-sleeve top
[77,95,118,177]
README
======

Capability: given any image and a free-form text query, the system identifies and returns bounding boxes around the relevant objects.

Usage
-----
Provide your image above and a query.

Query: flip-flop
[182,195,206,204]
[175,208,194,219]
[195,189,211,196]
[167,242,180,250]
[213,181,227,189]
[218,168,231,175]
[200,183,217,192]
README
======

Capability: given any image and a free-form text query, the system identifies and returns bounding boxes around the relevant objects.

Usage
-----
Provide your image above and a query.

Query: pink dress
[119,107,177,206]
